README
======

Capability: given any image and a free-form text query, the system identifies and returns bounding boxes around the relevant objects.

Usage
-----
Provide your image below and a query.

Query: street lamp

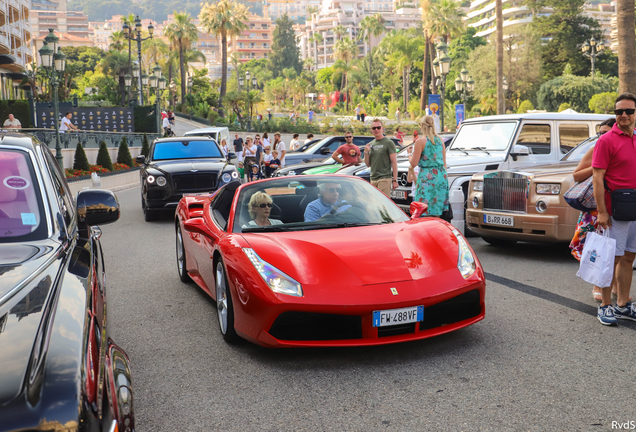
[38,32,66,170]
[582,36,604,81]
[434,41,451,131]
[454,68,474,119]
[122,15,154,104]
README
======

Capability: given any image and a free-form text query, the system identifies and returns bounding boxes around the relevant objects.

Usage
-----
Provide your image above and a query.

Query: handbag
[576,228,616,288]
[564,176,596,211]
[441,205,453,222]
[604,179,636,221]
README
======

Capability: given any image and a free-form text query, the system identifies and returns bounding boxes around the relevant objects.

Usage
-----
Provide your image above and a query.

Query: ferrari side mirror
[410,201,428,219]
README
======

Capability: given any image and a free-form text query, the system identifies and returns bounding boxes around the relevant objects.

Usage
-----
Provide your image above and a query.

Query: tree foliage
[526,0,603,79]
[536,75,616,112]
[589,92,619,114]
[517,100,535,113]
[116,137,134,167]
[268,14,302,78]
[73,143,91,171]
[96,141,114,171]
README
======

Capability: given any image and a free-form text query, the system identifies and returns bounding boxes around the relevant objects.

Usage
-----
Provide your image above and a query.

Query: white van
[184,127,231,144]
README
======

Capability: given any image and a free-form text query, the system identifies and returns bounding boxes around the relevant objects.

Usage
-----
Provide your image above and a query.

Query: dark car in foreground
[137,136,239,221]
[0,133,134,432]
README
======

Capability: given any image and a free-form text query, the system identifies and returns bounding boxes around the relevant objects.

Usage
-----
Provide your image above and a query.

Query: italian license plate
[391,190,407,200]
[184,192,213,197]
[483,214,514,226]
[372,306,424,327]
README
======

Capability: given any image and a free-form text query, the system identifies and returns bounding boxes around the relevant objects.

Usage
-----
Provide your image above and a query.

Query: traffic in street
[101,186,636,431]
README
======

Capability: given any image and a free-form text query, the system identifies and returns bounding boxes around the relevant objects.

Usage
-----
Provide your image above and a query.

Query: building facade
[226,13,275,63]
[466,0,551,38]
[298,0,421,70]
[1,0,33,99]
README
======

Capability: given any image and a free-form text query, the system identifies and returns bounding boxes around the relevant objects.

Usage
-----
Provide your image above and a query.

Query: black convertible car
[0,134,134,432]
[137,137,239,221]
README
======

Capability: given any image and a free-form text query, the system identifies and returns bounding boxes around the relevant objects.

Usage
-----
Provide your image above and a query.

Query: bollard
[450,186,464,235]
[91,172,101,188]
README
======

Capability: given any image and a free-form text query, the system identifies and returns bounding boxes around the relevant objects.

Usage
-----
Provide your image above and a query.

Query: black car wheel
[142,196,159,222]
[482,237,517,247]
[176,223,191,283]
[215,259,237,343]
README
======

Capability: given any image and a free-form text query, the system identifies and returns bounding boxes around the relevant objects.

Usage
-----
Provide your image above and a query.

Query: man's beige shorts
[372,178,392,197]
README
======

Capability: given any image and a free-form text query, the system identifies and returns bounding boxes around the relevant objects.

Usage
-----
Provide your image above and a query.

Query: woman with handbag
[408,116,450,218]
[569,119,624,302]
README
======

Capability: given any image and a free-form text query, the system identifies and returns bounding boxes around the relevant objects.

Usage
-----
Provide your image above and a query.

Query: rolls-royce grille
[483,177,527,212]
[173,173,218,192]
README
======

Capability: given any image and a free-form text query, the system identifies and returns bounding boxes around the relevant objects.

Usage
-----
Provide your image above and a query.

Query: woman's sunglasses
[254,203,273,208]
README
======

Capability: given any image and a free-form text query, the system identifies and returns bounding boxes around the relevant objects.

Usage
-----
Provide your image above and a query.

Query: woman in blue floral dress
[408,115,449,216]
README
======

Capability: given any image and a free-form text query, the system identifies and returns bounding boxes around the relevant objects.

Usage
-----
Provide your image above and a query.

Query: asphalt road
[100,187,636,432]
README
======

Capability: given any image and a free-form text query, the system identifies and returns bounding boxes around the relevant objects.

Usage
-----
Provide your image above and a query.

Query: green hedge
[0,100,33,128]
[133,105,158,133]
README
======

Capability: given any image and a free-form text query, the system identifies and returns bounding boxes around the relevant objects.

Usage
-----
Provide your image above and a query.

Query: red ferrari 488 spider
[175,175,485,347]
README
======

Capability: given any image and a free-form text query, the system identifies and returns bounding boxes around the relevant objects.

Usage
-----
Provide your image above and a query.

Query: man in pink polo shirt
[592,92,636,325]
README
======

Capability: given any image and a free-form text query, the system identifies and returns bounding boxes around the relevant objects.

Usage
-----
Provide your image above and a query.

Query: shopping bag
[576,228,616,288]
[564,176,596,211]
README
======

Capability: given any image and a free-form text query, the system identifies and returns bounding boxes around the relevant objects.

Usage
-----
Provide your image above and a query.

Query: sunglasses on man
[615,108,636,116]
[371,126,382,130]
[253,203,273,208]
[345,136,353,139]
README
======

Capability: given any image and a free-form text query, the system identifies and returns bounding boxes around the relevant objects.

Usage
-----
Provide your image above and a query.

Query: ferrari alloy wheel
[176,224,191,283]
[215,260,237,342]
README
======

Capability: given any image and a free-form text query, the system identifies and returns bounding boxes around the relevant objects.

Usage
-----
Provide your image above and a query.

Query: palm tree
[358,14,385,86]
[230,51,241,87]
[385,33,422,112]
[200,0,249,115]
[142,37,169,70]
[100,51,129,105]
[308,32,323,68]
[334,37,358,110]
[617,0,636,92]
[333,25,347,41]
[242,89,264,120]
[109,31,126,52]
[164,11,199,108]
[495,0,504,114]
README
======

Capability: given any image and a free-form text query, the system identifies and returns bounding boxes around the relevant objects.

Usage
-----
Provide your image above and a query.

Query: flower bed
[65,163,140,182]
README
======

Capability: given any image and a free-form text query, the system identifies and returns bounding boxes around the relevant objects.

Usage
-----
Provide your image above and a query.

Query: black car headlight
[221,171,239,183]
[156,176,167,187]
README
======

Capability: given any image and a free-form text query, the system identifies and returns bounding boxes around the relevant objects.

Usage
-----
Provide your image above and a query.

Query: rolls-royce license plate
[372,306,424,327]
[483,214,514,226]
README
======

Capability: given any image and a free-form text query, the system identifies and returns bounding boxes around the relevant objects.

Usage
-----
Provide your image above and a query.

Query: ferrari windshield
[234,176,409,233]
[450,122,517,151]
[152,140,223,161]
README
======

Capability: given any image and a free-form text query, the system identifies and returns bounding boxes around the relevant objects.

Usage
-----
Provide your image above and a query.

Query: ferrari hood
[241,220,460,286]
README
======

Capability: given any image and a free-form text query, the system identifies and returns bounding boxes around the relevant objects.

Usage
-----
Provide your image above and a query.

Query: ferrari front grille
[268,312,363,341]
[419,289,482,331]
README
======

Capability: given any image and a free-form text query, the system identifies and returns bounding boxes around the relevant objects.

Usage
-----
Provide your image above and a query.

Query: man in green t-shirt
[364,119,398,196]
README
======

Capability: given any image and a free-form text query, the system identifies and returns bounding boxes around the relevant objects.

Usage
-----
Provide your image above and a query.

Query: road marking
[486,272,636,330]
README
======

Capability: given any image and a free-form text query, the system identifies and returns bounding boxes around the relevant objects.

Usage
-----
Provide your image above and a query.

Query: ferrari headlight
[156,176,166,187]
[221,173,232,183]
[146,175,155,184]
[242,248,303,297]
[451,228,476,279]
[473,181,483,191]
[536,183,560,195]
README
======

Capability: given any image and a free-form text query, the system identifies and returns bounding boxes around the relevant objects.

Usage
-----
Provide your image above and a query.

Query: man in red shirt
[592,92,636,325]
[332,131,361,165]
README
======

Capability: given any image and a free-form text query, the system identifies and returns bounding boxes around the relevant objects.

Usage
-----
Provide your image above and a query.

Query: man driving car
[304,182,352,222]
